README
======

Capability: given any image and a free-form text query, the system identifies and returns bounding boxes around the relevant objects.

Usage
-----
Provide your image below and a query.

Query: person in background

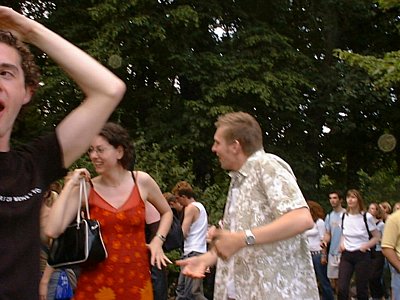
[46,123,173,299]
[164,192,184,224]
[322,190,346,295]
[338,189,380,300]
[382,209,400,300]
[40,184,78,300]
[306,200,334,300]
[145,201,168,300]
[177,112,319,299]
[393,202,400,213]
[380,201,392,223]
[174,185,208,300]
[0,6,125,299]
[368,202,386,300]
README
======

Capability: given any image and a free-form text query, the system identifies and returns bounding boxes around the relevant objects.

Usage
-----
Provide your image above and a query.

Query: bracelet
[156,233,166,242]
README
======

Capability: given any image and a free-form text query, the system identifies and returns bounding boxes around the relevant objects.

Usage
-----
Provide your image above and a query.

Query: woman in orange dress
[46,122,173,299]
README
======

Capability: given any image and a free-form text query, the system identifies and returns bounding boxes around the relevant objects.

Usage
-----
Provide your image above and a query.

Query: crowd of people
[2,4,400,300]
[306,190,400,300]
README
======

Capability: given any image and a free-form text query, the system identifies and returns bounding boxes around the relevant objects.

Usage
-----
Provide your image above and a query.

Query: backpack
[341,212,376,258]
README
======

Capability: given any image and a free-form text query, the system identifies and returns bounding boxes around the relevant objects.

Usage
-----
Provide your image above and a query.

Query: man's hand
[176,255,208,278]
[209,229,244,261]
[0,6,35,42]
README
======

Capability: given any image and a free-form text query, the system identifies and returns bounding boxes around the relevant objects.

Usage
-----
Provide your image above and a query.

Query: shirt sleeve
[324,214,331,232]
[261,157,307,215]
[382,216,399,249]
[366,212,377,231]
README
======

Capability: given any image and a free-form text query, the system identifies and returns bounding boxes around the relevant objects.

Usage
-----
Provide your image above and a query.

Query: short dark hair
[99,122,135,170]
[177,188,195,199]
[329,190,343,200]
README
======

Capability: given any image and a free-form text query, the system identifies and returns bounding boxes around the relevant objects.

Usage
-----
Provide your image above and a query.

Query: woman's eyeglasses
[87,146,112,156]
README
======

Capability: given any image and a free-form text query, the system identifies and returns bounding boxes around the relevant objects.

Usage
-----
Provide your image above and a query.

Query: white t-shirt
[342,212,377,251]
[305,218,325,252]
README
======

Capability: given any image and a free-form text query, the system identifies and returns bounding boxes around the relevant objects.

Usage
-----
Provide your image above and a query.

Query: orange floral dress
[73,183,153,300]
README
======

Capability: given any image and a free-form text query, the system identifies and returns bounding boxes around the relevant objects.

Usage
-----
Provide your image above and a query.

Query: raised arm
[0,6,126,166]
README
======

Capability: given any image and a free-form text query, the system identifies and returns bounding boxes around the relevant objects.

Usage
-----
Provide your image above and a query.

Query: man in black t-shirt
[0,6,126,299]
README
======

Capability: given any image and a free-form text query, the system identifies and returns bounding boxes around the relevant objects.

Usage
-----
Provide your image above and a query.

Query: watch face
[246,236,255,245]
[245,231,256,245]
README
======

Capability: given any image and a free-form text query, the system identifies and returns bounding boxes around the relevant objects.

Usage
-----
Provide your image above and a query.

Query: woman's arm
[39,264,55,300]
[45,169,91,238]
[137,171,173,268]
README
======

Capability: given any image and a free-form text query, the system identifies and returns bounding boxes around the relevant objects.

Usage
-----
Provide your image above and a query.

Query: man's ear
[22,86,34,105]
[232,139,241,154]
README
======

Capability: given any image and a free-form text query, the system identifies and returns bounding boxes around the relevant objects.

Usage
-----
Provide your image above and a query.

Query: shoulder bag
[48,178,108,268]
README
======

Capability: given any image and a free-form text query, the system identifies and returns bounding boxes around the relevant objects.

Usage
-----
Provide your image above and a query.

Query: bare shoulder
[186,203,199,213]
[90,176,102,188]
[135,170,153,184]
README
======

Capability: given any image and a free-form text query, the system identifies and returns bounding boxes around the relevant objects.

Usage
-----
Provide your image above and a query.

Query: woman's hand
[147,237,172,270]
[320,254,328,265]
[65,168,91,186]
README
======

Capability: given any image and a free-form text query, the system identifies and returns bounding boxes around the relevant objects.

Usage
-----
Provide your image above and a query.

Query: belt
[310,251,321,256]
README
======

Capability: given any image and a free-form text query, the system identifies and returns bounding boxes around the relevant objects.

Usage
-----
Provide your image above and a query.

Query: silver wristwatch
[245,229,256,246]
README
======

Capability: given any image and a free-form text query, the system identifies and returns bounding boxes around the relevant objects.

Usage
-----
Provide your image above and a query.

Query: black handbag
[48,178,108,268]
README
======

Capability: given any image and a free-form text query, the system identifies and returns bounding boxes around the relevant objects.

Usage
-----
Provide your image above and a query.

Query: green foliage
[202,181,229,225]
[334,50,400,89]
[11,0,400,222]
[133,134,196,193]
[358,166,400,204]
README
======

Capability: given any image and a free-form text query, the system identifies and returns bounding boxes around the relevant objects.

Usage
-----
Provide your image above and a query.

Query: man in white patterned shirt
[177,111,319,299]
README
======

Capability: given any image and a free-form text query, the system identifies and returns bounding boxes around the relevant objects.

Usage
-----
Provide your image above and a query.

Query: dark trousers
[151,265,168,300]
[338,250,371,300]
[369,251,385,298]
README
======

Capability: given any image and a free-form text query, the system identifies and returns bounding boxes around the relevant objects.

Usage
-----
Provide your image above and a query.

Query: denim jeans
[311,252,334,300]
[338,250,371,300]
[176,251,207,300]
[389,264,400,300]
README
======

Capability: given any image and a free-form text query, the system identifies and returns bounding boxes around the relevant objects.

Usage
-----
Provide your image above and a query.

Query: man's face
[0,43,32,143]
[328,193,342,208]
[174,194,187,207]
[211,126,238,171]
[169,200,183,212]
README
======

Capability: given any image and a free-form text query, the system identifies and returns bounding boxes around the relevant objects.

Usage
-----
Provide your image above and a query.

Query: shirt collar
[228,148,265,179]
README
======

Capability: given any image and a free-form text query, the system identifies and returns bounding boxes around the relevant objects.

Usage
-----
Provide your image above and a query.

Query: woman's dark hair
[99,122,135,170]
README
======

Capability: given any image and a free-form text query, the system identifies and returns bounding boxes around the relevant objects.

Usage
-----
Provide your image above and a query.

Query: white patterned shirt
[213,149,319,300]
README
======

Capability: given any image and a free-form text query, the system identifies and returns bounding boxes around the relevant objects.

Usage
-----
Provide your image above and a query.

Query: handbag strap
[76,178,90,225]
